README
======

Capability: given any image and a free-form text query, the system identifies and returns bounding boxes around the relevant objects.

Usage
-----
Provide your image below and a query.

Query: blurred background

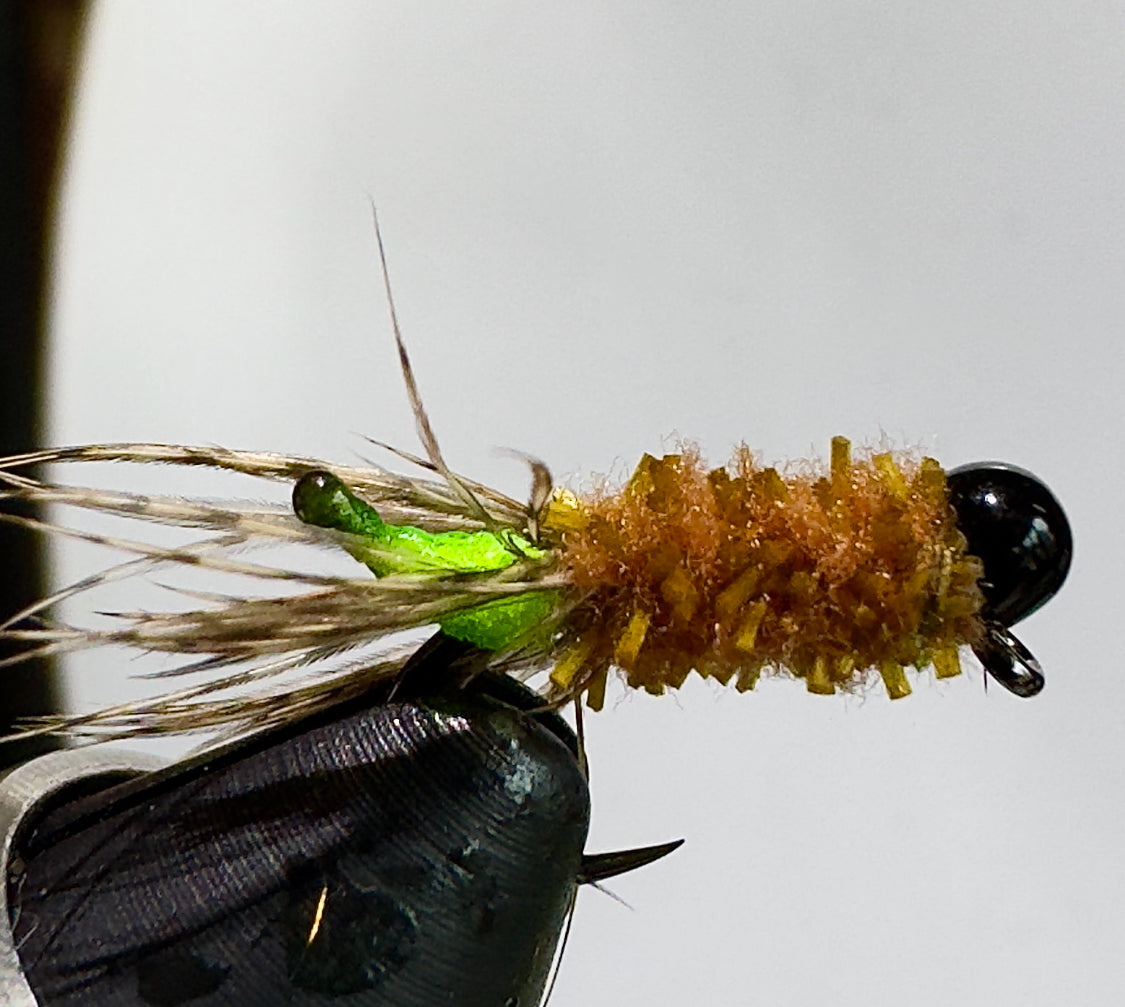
[12,3,1124,1004]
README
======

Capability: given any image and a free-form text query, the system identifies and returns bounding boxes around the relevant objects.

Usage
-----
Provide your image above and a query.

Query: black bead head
[947,463,1072,697]
[947,463,1072,626]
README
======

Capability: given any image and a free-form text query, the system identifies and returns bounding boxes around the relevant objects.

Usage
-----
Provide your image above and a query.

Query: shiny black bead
[947,463,1072,627]
[947,463,1072,697]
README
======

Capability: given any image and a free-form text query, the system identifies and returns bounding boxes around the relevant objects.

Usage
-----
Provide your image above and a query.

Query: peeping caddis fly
[0,212,1073,1006]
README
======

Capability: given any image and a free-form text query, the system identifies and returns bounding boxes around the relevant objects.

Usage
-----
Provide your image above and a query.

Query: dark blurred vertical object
[0,1,89,763]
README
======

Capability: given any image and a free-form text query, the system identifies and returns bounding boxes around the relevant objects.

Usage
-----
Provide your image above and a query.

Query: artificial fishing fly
[0,223,1072,744]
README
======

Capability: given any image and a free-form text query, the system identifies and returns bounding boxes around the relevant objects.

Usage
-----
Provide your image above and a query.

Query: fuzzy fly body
[0,218,1073,739]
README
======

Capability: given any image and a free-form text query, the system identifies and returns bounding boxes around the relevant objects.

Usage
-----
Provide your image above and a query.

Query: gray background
[50,4,1120,1005]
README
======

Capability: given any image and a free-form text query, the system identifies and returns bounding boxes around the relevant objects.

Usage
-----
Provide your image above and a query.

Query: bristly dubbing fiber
[542,437,985,707]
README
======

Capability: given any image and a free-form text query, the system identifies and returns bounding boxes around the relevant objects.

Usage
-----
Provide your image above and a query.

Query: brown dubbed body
[546,437,984,706]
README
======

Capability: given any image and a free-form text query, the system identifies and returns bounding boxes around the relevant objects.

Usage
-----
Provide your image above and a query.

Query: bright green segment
[438,590,559,650]
[292,470,557,650]
[293,471,544,575]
